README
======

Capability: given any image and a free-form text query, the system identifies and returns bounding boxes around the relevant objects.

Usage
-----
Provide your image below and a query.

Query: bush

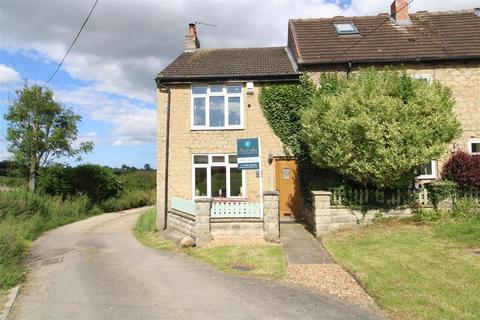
[301,67,461,188]
[118,170,156,191]
[424,180,458,208]
[452,197,479,220]
[442,150,480,191]
[37,165,72,196]
[38,164,121,203]
[69,165,120,202]
[99,189,155,212]
[412,208,445,222]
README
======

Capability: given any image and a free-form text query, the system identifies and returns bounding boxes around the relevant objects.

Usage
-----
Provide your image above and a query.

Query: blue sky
[1,0,477,168]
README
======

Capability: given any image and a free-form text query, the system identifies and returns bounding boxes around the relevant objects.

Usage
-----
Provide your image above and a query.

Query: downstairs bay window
[193,154,245,199]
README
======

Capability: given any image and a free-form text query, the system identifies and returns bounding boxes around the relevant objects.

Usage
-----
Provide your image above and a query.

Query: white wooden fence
[211,201,261,218]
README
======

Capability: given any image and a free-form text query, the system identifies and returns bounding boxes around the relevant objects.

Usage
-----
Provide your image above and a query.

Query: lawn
[323,219,480,320]
[133,209,287,280]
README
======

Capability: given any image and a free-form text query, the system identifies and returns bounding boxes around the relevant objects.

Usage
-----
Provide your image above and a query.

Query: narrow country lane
[11,207,382,320]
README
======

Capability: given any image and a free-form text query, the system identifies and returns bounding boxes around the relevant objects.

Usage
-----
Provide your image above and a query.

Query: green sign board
[237,138,260,170]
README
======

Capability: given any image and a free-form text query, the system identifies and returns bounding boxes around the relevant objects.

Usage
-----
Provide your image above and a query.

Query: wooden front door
[275,158,302,218]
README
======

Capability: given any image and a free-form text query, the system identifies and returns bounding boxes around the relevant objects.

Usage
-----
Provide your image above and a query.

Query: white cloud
[1,0,477,102]
[54,87,156,146]
[0,64,21,88]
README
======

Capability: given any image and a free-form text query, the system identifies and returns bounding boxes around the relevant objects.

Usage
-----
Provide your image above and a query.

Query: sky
[0,0,478,169]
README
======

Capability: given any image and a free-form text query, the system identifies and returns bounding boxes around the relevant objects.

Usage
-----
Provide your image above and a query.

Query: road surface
[11,207,382,320]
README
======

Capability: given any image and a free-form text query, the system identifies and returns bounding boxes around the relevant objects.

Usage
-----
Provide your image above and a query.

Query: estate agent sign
[237,138,260,170]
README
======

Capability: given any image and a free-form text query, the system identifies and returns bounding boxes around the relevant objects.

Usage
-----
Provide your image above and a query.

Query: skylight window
[334,22,359,35]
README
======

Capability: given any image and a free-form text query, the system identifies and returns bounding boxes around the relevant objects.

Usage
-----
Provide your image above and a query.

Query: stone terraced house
[155,0,480,242]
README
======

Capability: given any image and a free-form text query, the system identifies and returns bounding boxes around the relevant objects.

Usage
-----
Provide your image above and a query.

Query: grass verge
[0,189,102,292]
[323,219,480,320]
[133,209,287,280]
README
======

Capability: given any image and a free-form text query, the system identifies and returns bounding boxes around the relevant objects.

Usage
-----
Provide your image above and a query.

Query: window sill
[416,176,437,180]
[191,127,245,131]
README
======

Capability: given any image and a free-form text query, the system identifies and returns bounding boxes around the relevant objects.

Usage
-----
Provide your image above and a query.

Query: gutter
[298,55,480,66]
[155,79,171,230]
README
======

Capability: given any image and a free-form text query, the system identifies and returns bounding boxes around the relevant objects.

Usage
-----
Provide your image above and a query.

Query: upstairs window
[334,22,359,35]
[191,84,243,130]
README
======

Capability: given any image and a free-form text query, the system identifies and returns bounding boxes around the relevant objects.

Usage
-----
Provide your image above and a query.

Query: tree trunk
[28,154,36,191]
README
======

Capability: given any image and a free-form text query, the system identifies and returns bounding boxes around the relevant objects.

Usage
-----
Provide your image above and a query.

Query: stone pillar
[263,191,280,242]
[195,198,212,247]
[311,191,333,236]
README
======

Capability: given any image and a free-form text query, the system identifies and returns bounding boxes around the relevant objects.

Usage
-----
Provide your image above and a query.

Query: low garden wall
[166,191,280,247]
[306,191,412,236]
[167,209,196,238]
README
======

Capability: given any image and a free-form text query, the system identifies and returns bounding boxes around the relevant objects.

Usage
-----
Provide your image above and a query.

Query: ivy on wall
[258,75,316,158]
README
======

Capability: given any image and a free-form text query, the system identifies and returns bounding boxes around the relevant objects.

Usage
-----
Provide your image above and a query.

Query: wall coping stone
[263,190,279,196]
[168,209,195,221]
[195,198,213,203]
[312,191,332,196]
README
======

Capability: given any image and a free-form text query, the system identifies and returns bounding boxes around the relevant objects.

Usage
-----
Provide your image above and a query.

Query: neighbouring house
[156,1,480,242]
[288,0,480,182]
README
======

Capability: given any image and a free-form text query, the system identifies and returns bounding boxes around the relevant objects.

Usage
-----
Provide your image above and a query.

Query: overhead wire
[42,0,99,88]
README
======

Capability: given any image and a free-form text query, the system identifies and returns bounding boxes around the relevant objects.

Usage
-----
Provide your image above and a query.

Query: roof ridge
[191,46,287,52]
[289,8,477,22]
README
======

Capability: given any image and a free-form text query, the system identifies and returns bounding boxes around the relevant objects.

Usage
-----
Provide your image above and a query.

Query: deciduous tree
[4,84,93,191]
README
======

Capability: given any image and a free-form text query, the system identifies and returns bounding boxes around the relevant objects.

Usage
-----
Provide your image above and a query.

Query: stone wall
[165,192,279,246]
[308,191,411,236]
[167,209,196,238]
[210,219,264,237]
[156,83,286,221]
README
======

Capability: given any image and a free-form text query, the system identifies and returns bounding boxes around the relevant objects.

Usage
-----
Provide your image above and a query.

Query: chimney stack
[390,0,410,25]
[185,23,200,51]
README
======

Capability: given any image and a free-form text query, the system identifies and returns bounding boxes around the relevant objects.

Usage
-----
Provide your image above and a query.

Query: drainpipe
[347,61,353,77]
[156,79,171,230]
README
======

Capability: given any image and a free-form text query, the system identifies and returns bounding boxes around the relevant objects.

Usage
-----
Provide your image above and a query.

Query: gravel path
[287,264,375,306]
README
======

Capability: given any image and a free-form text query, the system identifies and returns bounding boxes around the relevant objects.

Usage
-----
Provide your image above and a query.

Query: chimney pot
[390,0,410,25]
[185,23,200,52]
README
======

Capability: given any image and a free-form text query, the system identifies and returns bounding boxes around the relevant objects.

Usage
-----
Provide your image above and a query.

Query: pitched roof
[156,47,300,82]
[289,10,480,65]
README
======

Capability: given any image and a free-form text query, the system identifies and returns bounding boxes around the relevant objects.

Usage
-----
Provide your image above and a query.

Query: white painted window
[417,160,437,180]
[191,84,243,130]
[468,138,480,155]
[192,154,246,199]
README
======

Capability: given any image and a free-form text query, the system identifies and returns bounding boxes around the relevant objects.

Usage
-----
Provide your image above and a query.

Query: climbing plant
[259,75,316,158]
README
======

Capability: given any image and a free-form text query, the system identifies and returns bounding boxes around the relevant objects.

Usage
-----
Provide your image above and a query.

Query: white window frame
[333,22,359,35]
[417,160,437,180]
[411,74,433,82]
[468,138,480,155]
[192,154,246,199]
[191,84,244,130]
